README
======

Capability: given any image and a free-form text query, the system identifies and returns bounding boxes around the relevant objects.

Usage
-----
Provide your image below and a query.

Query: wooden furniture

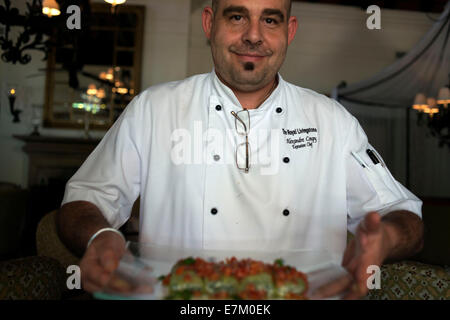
[13,135,101,256]
[13,135,138,255]
[14,135,100,188]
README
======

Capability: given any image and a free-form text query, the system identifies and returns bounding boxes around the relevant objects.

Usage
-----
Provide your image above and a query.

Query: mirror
[43,3,145,130]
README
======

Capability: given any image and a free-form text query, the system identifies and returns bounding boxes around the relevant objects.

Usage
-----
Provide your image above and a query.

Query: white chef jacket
[62,70,422,263]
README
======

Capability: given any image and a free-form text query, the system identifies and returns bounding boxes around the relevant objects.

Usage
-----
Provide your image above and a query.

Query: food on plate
[160,257,308,300]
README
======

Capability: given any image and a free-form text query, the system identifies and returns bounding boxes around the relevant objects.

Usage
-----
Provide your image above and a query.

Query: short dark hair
[212,0,292,18]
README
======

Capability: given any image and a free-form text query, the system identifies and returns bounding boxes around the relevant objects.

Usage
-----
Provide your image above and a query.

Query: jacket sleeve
[61,95,144,228]
[343,116,422,235]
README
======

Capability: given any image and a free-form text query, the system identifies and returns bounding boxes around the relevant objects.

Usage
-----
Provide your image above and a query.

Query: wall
[126,0,192,88]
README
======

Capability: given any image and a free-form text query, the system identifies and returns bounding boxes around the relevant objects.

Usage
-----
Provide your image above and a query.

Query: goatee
[244,62,255,71]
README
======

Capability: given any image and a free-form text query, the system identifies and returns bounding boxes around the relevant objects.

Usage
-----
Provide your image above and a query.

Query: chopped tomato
[175,266,185,275]
[193,291,202,297]
[162,274,171,286]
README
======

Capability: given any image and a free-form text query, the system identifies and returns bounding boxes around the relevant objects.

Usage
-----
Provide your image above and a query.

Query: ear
[202,6,214,40]
[287,15,298,45]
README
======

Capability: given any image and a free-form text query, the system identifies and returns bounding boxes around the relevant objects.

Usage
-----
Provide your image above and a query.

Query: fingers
[78,232,129,293]
[80,256,108,292]
[107,274,155,295]
[309,274,353,300]
[341,239,355,267]
[107,274,134,293]
[358,232,368,249]
[343,273,368,300]
[309,267,371,300]
[82,268,115,293]
[360,212,381,233]
[343,283,366,300]
[345,258,359,275]
[342,261,373,300]
[310,270,369,300]
[356,212,382,252]
[99,249,120,273]
[134,284,154,294]
[80,247,121,293]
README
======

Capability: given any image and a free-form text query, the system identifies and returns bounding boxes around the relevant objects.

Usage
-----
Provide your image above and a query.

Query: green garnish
[181,257,196,265]
[274,258,284,267]
[168,290,193,300]
[158,275,166,281]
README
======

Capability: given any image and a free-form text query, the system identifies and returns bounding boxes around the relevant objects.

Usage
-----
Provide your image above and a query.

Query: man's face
[203,0,297,92]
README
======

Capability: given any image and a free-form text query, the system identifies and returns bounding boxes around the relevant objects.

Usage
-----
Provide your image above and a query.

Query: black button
[283,209,290,216]
[211,208,218,215]
[283,157,290,163]
[276,107,283,114]
[213,155,220,161]
[215,105,222,111]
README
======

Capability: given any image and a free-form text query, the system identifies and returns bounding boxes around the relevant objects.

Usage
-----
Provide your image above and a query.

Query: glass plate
[93,242,349,300]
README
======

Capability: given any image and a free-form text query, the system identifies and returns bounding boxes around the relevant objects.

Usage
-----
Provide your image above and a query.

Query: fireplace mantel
[14,135,101,187]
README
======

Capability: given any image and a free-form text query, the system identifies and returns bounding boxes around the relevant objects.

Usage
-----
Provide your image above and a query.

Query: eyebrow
[262,9,285,22]
[222,6,249,17]
[222,6,285,23]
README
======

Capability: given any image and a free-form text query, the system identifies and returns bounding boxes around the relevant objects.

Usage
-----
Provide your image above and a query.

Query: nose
[242,19,263,47]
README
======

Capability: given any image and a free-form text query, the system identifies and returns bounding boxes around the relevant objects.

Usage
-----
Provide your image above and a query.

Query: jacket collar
[210,69,284,113]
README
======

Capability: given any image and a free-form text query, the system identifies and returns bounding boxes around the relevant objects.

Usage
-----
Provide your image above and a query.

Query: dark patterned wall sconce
[8,88,21,122]
[0,0,52,65]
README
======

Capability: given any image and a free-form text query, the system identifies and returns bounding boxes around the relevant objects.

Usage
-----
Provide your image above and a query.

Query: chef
[57,0,424,299]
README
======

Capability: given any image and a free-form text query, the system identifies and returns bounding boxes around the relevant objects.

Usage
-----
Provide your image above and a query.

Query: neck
[217,73,279,110]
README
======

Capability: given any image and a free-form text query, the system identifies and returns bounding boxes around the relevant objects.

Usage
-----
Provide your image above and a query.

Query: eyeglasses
[231,109,251,173]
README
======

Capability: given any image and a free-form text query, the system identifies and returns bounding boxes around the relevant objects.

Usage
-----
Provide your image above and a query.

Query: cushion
[36,211,80,269]
[366,260,450,300]
[0,256,65,300]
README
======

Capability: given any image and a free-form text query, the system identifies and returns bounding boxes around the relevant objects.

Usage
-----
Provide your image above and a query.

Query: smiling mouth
[236,53,265,57]
[234,52,266,62]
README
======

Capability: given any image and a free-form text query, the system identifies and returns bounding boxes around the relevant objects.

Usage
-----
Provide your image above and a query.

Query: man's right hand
[79,231,127,293]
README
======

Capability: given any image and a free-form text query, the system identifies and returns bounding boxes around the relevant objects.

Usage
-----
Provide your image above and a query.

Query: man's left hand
[311,212,392,300]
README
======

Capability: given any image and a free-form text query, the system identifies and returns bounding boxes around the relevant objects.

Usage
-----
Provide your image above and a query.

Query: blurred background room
[0,0,449,300]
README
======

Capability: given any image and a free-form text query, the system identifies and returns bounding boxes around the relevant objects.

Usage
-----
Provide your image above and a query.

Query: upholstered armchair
[0,210,81,300]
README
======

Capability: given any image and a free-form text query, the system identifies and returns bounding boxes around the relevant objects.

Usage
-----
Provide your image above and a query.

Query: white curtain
[334,1,450,198]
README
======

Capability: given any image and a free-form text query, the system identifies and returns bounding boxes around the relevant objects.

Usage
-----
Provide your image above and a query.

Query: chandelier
[42,0,61,17]
[0,0,53,64]
[104,0,127,6]
[412,75,450,149]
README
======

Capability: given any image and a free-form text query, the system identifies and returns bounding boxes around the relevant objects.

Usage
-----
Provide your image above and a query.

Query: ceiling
[292,0,448,14]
